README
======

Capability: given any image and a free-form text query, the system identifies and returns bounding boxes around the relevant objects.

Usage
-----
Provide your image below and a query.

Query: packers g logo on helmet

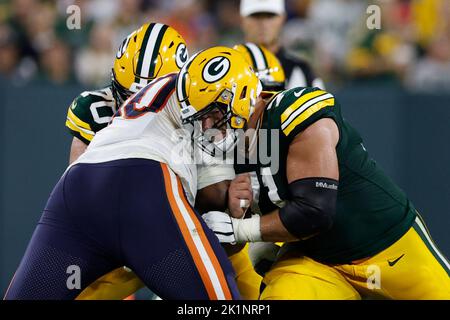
[202,56,231,83]
[175,43,188,69]
[234,43,286,92]
[111,23,188,105]
[177,46,261,129]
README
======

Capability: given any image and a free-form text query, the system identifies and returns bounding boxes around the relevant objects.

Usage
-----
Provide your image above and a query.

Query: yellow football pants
[228,244,263,300]
[76,217,449,300]
[261,216,450,300]
[76,267,144,300]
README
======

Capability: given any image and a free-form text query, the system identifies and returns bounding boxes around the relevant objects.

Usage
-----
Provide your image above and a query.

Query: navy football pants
[4,159,240,300]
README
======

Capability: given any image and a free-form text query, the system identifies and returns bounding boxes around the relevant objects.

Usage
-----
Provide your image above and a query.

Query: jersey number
[260,167,284,207]
[119,74,176,119]
[90,101,115,124]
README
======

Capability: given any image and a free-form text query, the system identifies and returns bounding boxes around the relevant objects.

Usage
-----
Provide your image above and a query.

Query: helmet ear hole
[240,86,248,100]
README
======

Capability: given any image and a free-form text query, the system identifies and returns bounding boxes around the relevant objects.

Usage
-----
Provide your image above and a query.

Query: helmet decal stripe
[242,45,258,70]
[146,23,169,80]
[134,22,155,83]
[136,23,167,84]
[245,42,268,72]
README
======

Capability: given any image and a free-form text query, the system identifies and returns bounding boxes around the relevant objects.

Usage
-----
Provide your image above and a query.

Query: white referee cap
[240,0,285,17]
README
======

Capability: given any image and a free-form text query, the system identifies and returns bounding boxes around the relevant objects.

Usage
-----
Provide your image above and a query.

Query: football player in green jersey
[66,22,188,163]
[202,76,450,299]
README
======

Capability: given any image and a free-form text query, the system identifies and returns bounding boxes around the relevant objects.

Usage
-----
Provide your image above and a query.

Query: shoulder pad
[272,87,336,137]
[65,87,115,143]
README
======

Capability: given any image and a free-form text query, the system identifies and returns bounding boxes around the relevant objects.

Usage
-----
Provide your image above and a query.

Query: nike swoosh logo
[294,88,306,98]
[388,254,405,267]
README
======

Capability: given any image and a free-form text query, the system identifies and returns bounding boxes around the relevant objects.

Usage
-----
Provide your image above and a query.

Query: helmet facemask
[182,95,242,158]
[182,80,262,158]
[111,69,135,107]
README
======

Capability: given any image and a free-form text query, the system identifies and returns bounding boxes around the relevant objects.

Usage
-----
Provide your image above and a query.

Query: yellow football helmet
[177,46,261,129]
[234,43,285,92]
[176,46,261,156]
[112,22,188,105]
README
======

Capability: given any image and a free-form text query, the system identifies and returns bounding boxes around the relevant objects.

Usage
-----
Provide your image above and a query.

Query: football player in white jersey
[67,22,188,300]
[5,47,261,300]
[66,22,189,164]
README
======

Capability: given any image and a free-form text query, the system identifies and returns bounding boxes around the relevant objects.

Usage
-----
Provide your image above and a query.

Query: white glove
[202,211,262,244]
[202,211,236,243]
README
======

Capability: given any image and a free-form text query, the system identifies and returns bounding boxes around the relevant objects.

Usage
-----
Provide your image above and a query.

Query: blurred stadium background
[1,0,449,296]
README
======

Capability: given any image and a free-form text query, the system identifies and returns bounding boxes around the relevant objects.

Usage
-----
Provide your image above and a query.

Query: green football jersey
[65,87,117,144]
[236,87,416,263]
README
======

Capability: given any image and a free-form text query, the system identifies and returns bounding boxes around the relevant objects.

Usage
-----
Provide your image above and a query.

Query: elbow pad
[278,177,338,239]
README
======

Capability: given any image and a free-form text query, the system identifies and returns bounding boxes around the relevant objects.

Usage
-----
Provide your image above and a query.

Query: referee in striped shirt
[240,0,325,90]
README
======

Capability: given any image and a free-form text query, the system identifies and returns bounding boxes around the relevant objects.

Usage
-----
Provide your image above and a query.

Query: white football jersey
[73,73,198,203]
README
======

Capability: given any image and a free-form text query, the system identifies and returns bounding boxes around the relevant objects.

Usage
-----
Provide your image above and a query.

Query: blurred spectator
[85,0,120,24]
[110,0,144,46]
[282,0,315,59]
[411,0,448,52]
[54,0,95,49]
[37,40,76,85]
[0,23,37,84]
[298,0,366,81]
[25,2,57,53]
[0,24,20,77]
[164,0,217,52]
[0,0,448,92]
[346,0,416,84]
[406,34,450,92]
[75,23,114,87]
[214,0,242,47]
[6,0,40,65]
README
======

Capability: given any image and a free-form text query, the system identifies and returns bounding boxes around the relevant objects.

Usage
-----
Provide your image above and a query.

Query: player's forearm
[222,210,297,243]
[260,210,298,242]
[69,137,88,164]
[195,180,230,213]
[231,177,339,243]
